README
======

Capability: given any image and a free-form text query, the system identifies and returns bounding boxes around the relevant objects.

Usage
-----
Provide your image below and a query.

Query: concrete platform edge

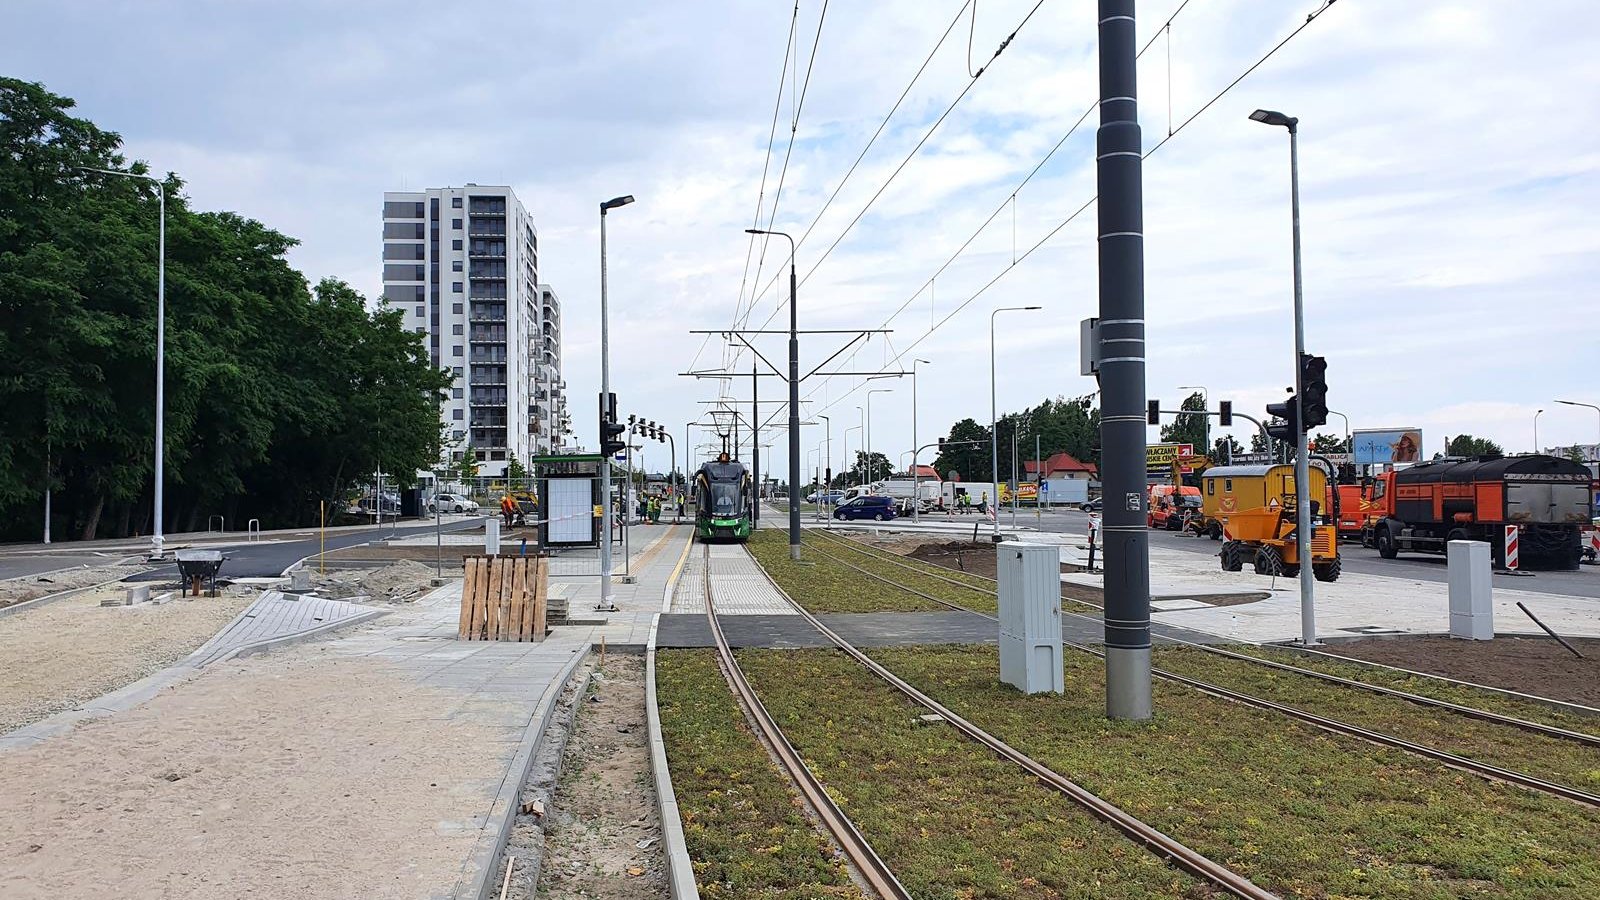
[648,534,702,899]
[456,645,590,900]
[221,606,390,663]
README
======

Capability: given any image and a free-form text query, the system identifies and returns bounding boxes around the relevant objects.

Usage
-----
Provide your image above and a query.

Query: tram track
[718,544,1281,898]
[801,528,1600,809]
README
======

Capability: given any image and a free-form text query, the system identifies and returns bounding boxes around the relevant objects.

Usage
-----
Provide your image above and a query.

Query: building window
[452,282,463,293]
[453,366,463,377]
[452,345,463,357]
[452,218,463,229]
[453,408,464,420]
[453,239,463,250]
[415,327,426,335]
[491,450,506,461]
[452,324,463,335]
[452,260,462,272]
[452,197,463,208]
[415,306,424,317]
[452,303,463,314]
[452,387,463,399]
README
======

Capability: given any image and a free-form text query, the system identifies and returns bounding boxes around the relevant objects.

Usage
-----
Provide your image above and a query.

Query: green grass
[655,650,863,899]
[736,647,1211,898]
[869,644,1600,899]
[805,534,1004,613]
[745,530,946,613]
[1233,644,1600,736]
[1151,646,1600,795]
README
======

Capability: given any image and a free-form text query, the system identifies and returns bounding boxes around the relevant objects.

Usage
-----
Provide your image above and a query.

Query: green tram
[694,454,753,542]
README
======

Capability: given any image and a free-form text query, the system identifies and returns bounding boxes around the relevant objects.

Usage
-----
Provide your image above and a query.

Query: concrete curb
[0,662,203,752]
[454,645,590,900]
[0,575,134,620]
[648,538,702,899]
[221,606,389,663]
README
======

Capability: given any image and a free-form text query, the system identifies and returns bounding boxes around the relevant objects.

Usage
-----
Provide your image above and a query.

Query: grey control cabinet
[1447,539,1494,640]
[997,542,1064,694]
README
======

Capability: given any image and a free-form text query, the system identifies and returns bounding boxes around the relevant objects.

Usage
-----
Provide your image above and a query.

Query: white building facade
[382,185,565,475]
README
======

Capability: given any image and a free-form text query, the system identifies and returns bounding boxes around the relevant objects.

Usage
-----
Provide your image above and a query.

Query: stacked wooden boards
[458,555,548,641]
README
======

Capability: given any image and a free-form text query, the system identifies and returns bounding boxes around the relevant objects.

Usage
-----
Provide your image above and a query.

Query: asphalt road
[1012,507,1600,600]
[126,518,480,581]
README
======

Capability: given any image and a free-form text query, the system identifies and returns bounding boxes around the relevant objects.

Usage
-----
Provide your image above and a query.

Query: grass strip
[736,647,1211,898]
[1152,646,1600,795]
[869,644,1600,899]
[655,649,864,899]
[802,534,1001,614]
[746,530,945,613]
[1229,643,1600,736]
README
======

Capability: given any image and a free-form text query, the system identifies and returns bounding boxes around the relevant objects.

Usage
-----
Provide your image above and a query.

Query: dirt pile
[309,559,437,604]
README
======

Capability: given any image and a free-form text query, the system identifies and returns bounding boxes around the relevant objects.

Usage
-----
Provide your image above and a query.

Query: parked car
[1080,498,1102,512]
[427,493,479,514]
[833,495,897,521]
[807,490,846,505]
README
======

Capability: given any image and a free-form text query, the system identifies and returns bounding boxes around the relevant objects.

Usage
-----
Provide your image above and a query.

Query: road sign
[1146,443,1195,474]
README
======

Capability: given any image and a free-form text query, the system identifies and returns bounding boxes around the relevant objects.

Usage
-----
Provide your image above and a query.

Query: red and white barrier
[1592,529,1600,558]
[1503,524,1519,571]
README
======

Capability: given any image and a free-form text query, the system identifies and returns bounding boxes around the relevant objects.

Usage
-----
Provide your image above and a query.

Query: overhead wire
[802,0,1342,422]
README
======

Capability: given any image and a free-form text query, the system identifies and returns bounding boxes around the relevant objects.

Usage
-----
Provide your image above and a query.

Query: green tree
[1565,445,1588,464]
[932,418,990,482]
[1446,434,1503,457]
[1309,432,1351,454]
[1159,391,1208,449]
[1213,435,1245,461]
[456,451,481,483]
[846,451,892,486]
[506,454,527,480]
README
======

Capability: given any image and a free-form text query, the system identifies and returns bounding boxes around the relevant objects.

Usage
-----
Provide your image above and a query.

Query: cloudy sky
[7,0,1600,477]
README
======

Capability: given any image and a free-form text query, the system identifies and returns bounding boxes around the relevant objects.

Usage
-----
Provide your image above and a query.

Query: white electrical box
[997,542,1064,694]
[485,516,501,556]
[1447,539,1493,640]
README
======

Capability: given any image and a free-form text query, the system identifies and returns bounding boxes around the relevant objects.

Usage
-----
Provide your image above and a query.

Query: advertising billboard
[1146,443,1195,475]
[1352,428,1423,466]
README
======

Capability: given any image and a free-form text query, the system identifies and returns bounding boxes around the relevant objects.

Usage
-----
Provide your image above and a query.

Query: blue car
[832,495,897,521]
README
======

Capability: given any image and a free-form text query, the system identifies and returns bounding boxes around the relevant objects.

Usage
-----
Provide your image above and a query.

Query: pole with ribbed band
[1097,0,1152,720]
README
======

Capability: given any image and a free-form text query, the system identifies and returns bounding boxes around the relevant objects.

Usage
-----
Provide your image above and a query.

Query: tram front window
[708,483,743,516]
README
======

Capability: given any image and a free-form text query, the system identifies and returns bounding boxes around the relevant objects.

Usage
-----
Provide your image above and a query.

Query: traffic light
[600,393,626,457]
[1265,396,1300,444]
[1300,354,1328,428]
[1218,400,1233,427]
[1147,399,1160,425]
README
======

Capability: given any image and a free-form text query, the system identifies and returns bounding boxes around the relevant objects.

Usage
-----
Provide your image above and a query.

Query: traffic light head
[1147,399,1161,425]
[1218,400,1233,427]
[600,392,626,456]
[1300,354,1328,428]
[1265,396,1300,444]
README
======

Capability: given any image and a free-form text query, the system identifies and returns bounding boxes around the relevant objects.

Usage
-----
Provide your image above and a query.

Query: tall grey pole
[787,243,801,560]
[990,306,1038,540]
[1288,124,1316,647]
[154,184,165,558]
[911,360,928,522]
[867,388,892,486]
[751,362,760,525]
[599,205,615,608]
[1097,0,1153,719]
[819,414,831,516]
[1010,427,1018,527]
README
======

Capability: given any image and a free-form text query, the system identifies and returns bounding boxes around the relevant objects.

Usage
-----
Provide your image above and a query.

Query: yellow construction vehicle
[1201,463,1340,581]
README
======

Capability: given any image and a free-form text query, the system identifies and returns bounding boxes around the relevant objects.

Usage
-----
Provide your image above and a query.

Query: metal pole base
[1105,646,1153,721]
[790,544,801,561]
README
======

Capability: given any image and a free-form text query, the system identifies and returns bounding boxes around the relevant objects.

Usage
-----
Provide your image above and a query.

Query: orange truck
[1147,484,1202,530]
[1335,482,1374,540]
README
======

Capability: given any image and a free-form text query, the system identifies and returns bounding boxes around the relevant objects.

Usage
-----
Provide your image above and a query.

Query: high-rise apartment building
[381,185,565,474]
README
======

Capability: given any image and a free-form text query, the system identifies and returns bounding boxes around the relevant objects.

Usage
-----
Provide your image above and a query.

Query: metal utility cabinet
[997,542,1064,694]
[1447,539,1494,640]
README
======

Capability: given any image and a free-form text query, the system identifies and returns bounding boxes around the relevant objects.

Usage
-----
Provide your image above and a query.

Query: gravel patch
[309,559,439,604]
[0,565,147,609]
[0,588,253,734]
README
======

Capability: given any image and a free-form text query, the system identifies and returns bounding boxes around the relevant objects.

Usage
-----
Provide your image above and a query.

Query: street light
[817,414,831,514]
[1250,107,1316,647]
[1534,408,1544,454]
[598,193,634,610]
[866,388,893,485]
[991,306,1041,540]
[843,424,862,487]
[1554,400,1600,460]
[911,359,930,522]
[746,227,802,560]
[80,166,166,559]
[1178,385,1208,458]
[1326,408,1351,455]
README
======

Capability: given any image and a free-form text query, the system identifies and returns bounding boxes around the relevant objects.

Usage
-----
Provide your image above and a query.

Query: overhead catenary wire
[804,0,1341,422]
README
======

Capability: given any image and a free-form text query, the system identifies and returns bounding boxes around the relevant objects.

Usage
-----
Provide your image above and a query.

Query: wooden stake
[600,634,606,669]
[498,854,515,900]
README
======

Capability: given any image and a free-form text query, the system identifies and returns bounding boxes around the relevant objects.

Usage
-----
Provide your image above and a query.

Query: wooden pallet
[457,555,548,641]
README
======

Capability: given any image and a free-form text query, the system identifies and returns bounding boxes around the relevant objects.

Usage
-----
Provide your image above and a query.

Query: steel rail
[698,545,912,900]
[801,532,1600,809]
[749,544,1280,898]
[807,528,1600,747]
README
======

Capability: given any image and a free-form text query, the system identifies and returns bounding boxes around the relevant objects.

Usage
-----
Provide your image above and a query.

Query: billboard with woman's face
[1353,428,1423,465]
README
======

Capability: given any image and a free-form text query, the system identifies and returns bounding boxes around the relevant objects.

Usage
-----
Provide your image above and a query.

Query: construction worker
[500,493,516,528]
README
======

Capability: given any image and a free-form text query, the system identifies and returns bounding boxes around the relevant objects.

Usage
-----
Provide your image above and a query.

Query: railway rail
[716,546,1280,897]
[800,528,1600,809]
[808,527,1600,747]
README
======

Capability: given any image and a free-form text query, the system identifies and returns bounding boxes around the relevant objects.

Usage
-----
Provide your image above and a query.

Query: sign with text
[1146,443,1196,474]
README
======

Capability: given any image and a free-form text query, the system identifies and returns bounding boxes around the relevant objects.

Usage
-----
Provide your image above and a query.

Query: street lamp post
[1327,409,1351,455]
[843,424,862,487]
[1178,385,1208,458]
[818,414,831,517]
[990,306,1041,540]
[867,388,893,486]
[1555,400,1600,462]
[598,193,634,610]
[1534,409,1544,454]
[82,166,166,560]
[911,359,930,522]
[1250,107,1316,648]
[746,228,802,560]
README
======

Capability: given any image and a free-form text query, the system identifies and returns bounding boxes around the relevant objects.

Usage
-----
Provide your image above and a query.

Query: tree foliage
[1309,432,1351,454]
[0,78,449,540]
[933,395,1101,484]
[1446,434,1504,458]
[1159,391,1208,449]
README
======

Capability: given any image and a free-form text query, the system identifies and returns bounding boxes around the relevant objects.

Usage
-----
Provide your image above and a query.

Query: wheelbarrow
[174,549,225,597]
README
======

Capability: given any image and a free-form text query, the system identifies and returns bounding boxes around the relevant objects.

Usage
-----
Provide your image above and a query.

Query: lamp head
[601,195,636,211]
[1249,109,1298,129]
